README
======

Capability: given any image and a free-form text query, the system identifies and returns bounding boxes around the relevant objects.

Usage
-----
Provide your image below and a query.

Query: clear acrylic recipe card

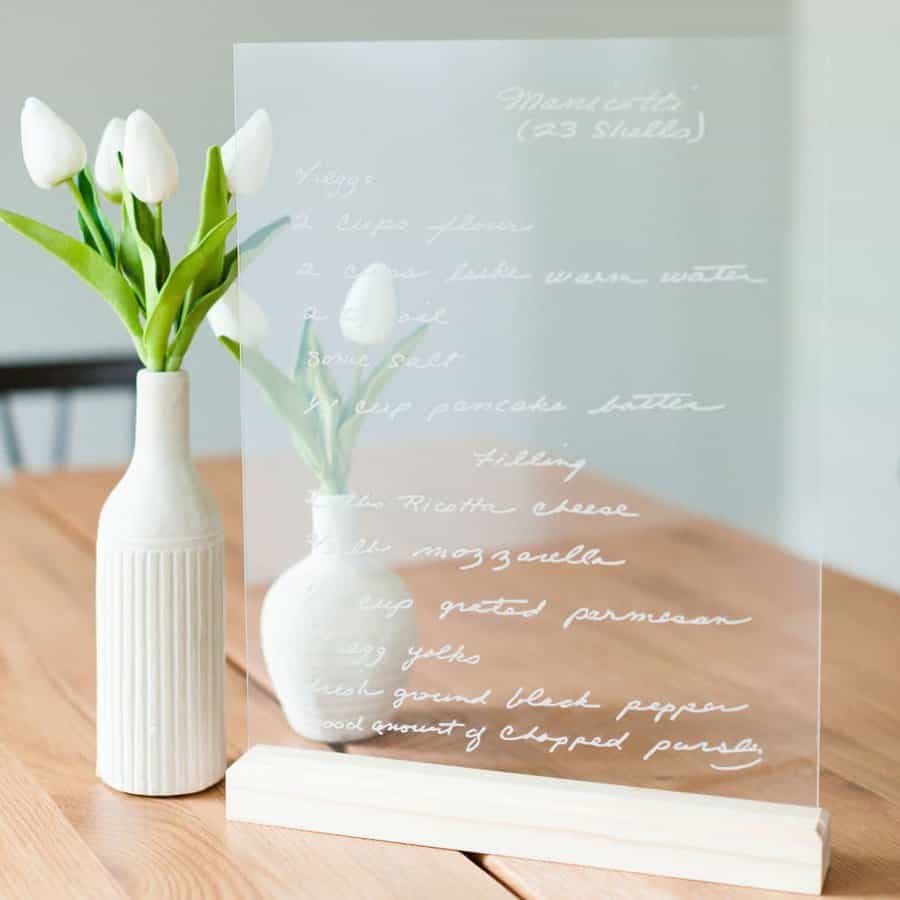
[234,39,821,808]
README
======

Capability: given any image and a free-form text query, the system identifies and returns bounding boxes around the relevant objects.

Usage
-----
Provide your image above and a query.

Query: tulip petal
[20,97,86,189]
[340,262,397,345]
[205,288,237,340]
[94,117,126,201]
[123,110,179,204]
[221,109,273,196]
[206,281,269,347]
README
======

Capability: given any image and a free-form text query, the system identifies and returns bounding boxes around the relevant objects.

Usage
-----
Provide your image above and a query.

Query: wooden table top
[2,458,899,899]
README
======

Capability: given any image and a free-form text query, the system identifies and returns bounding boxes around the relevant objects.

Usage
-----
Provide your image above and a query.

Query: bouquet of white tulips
[1,98,285,371]
[214,263,427,495]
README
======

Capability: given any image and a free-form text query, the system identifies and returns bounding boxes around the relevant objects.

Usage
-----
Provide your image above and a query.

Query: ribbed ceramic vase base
[96,536,224,795]
[95,370,226,796]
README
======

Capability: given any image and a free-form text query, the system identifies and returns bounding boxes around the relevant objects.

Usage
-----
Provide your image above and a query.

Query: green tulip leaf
[165,260,237,371]
[219,335,241,361]
[228,339,324,477]
[116,203,143,305]
[77,212,100,255]
[75,169,116,260]
[121,182,158,312]
[307,338,342,470]
[292,318,313,379]
[308,331,342,405]
[0,208,143,341]
[337,324,428,456]
[223,214,290,275]
[143,214,236,369]
[290,317,316,409]
[185,146,229,306]
[156,228,171,287]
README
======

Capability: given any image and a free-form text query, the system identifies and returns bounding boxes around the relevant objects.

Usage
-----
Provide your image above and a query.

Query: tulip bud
[208,283,269,347]
[93,117,126,202]
[20,97,86,190]
[340,263,397,345]
[221,109,273,196]
[123,110,178,204]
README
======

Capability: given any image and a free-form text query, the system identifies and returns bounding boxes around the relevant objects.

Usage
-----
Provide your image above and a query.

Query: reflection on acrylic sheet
[234,38,821,805]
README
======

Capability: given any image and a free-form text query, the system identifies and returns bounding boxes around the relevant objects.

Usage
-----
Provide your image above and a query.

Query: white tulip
[339,263,397,345]
[208,282,269,347]
[221,109,273,196]
[93,117,126,202]
[20,97,86,190]
[123,110,178,203]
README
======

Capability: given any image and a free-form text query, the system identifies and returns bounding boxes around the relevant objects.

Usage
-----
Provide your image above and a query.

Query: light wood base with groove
[228,744,830,894]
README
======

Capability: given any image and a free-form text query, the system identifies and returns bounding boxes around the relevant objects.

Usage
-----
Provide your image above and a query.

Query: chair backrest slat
[0,354,141,471]
[0,356,142,394]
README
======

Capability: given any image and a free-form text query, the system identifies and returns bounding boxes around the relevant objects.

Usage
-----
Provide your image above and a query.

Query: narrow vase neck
[311,494,359,554]
[132,370,191,464]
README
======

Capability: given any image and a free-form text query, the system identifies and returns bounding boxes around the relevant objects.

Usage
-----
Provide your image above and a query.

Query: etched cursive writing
[588,392,726,414]
[563,607,753,630]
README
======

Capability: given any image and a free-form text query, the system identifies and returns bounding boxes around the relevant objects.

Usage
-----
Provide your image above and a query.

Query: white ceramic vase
[95,370,225,796]
[260,494,415,742]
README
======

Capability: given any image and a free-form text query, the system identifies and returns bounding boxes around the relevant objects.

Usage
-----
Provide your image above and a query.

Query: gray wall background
[1,0,899,591]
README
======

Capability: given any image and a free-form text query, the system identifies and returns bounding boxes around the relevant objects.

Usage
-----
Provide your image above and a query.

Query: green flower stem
[154,203,164,255]
[146,345,166,372]
[143,213,237,374]
[131,334,149,368]
[164,340,185,372]
[67,179,112,264]
[319,475,347,495]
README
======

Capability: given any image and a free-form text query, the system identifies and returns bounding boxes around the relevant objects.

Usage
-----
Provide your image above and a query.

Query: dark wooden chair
[0,355,142,471]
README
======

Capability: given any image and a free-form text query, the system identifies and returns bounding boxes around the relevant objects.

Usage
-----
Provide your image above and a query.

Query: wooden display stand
[228,746,830,895]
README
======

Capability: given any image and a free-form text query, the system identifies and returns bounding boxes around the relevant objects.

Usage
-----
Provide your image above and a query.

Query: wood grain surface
[4,458,900,898]
[0,742,125,900]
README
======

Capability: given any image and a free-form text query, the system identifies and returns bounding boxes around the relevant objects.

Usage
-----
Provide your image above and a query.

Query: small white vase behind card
[95,370,225,795]
[261,493,414,742]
